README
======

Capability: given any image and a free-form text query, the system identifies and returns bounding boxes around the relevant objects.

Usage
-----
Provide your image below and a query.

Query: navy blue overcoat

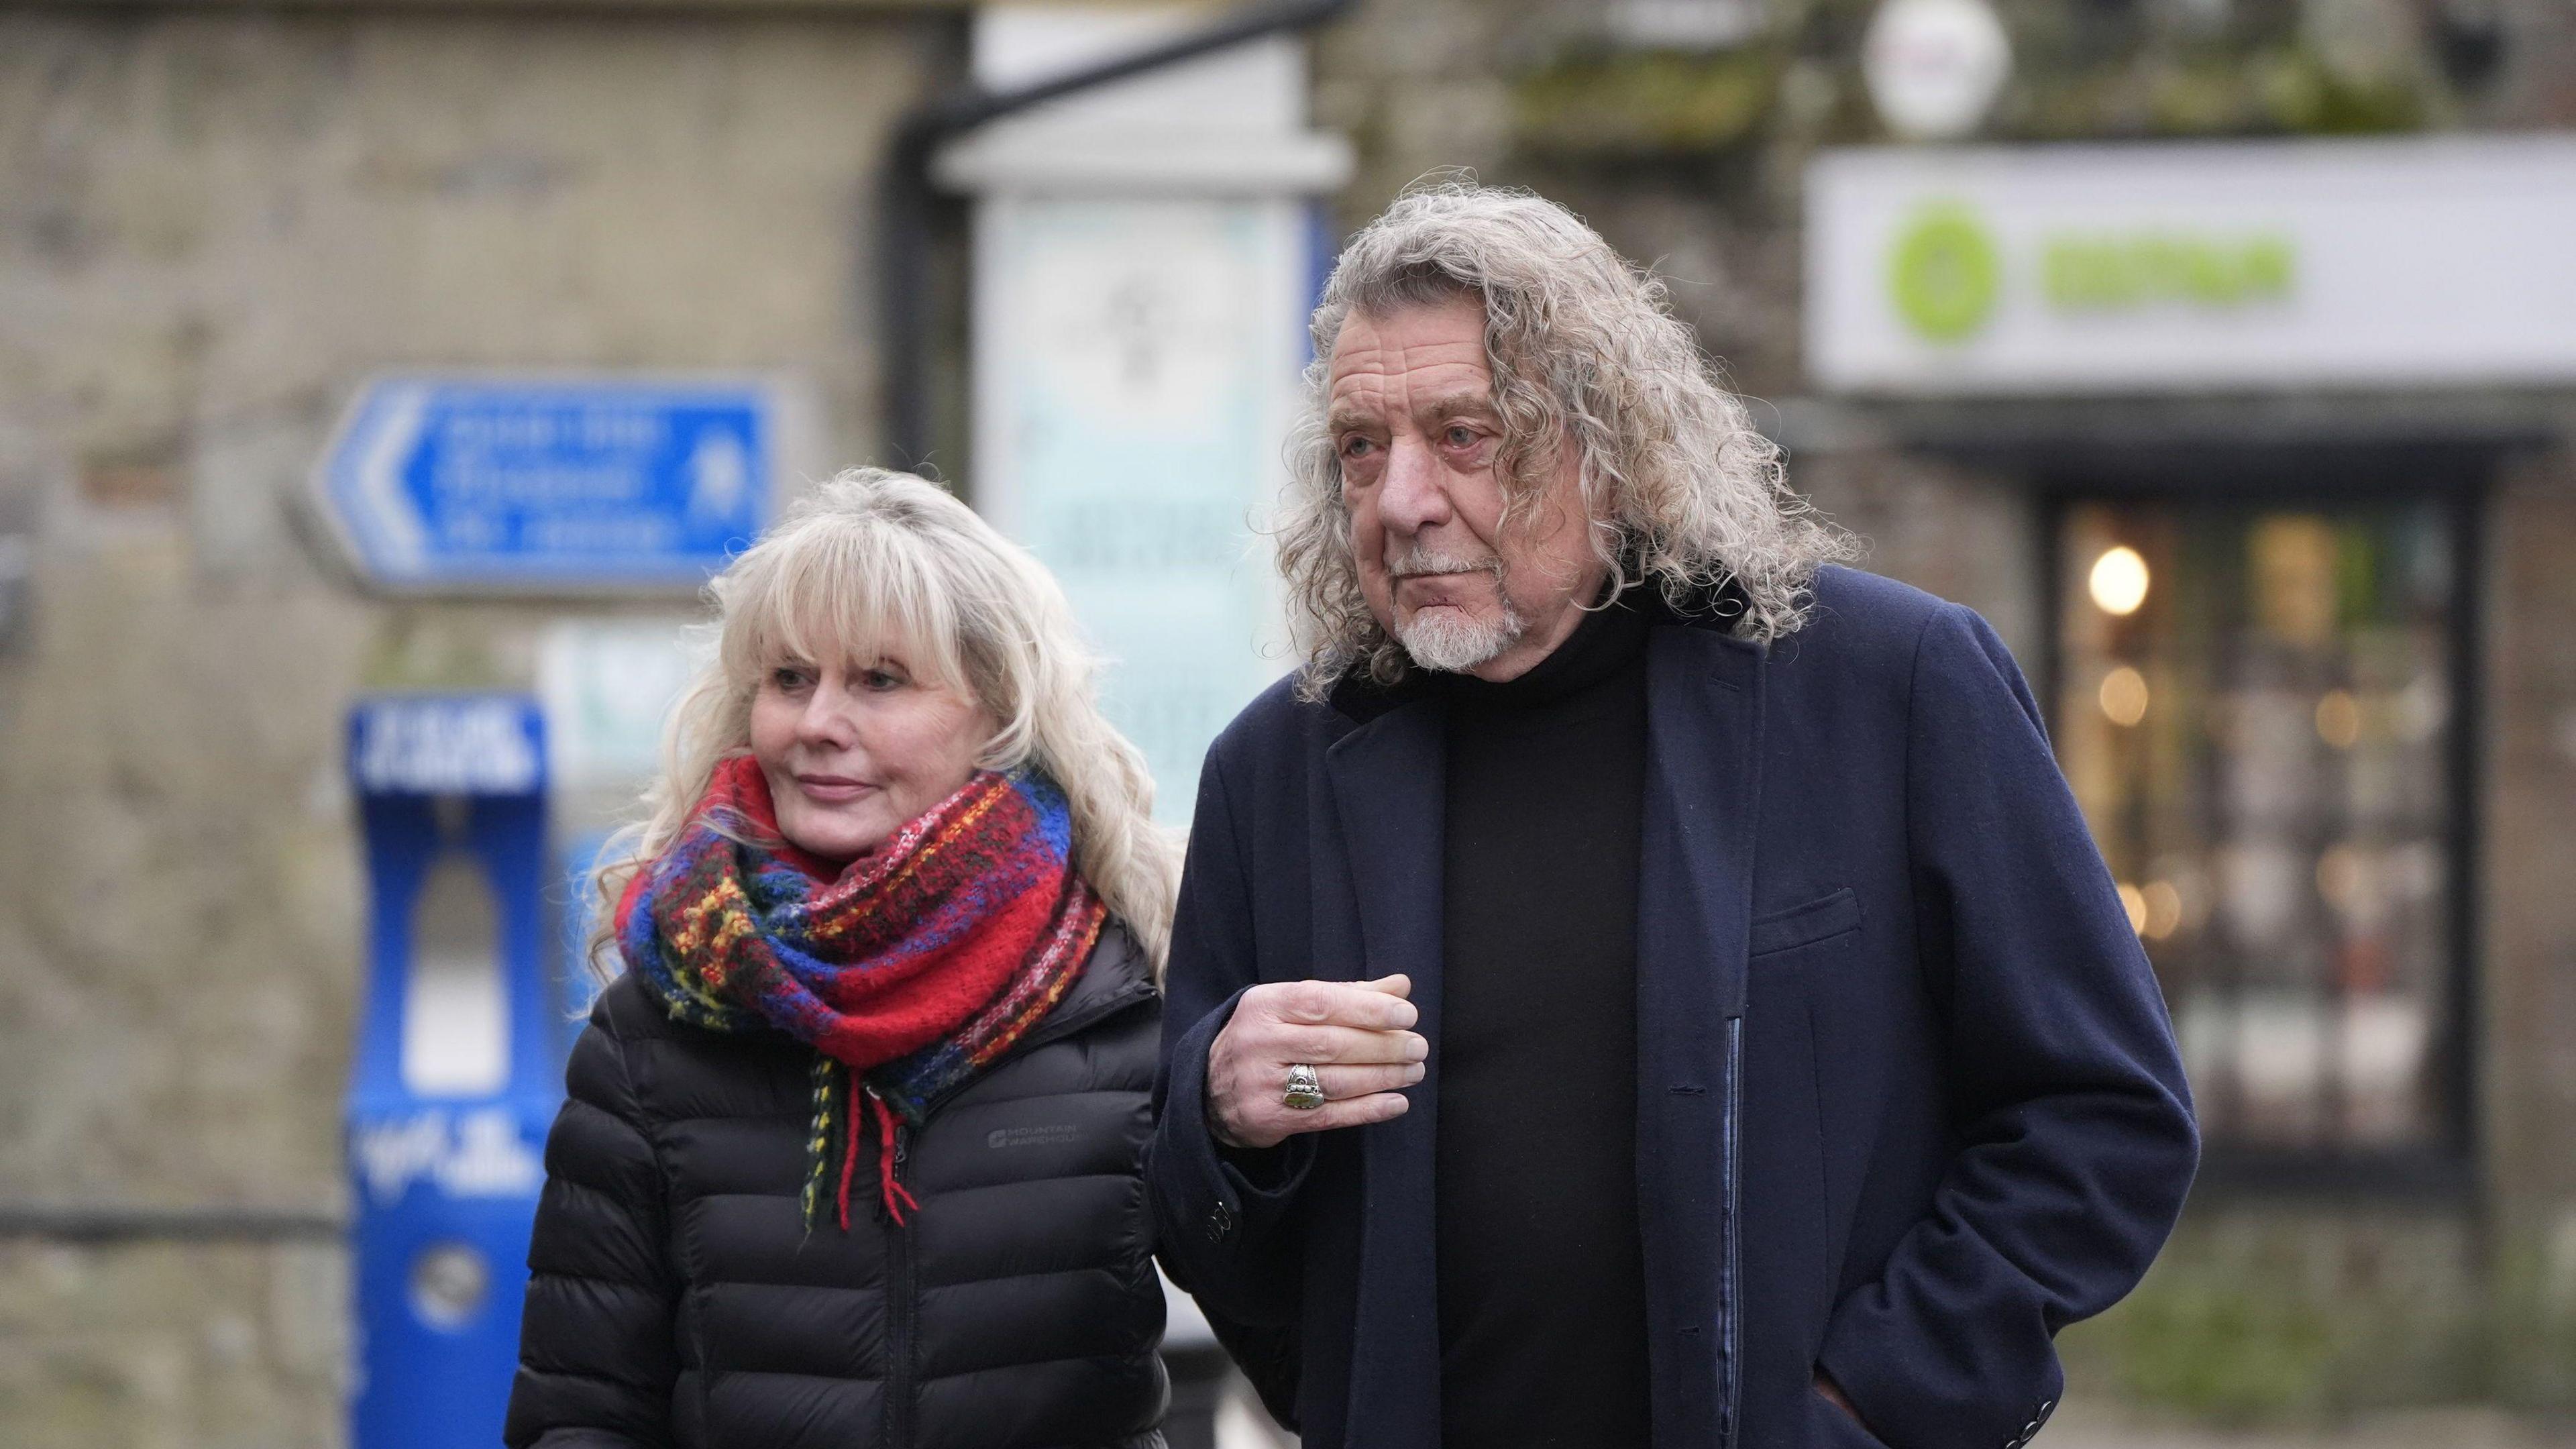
[1147,566,2198,1449]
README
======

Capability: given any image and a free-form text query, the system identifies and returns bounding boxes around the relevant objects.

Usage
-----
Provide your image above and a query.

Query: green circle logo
[1887,203,2000,343]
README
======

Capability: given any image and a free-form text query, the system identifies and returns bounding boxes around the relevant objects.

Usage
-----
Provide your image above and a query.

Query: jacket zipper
[874,1087,918,1449]
[1721,1016,1744,1449]
[874,971,1152,1441]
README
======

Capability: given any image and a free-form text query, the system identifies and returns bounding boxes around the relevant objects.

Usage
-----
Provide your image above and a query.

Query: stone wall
[0,7,951,1442]
[0,1240,344,1449]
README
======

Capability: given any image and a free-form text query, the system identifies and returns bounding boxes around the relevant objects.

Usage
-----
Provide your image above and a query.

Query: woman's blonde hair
[585,468,1180,979]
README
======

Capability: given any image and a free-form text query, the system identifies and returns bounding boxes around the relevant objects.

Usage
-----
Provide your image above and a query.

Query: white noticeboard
[971,194,1306,824]
[951,6,1345,828]
[1806,136,2576,395]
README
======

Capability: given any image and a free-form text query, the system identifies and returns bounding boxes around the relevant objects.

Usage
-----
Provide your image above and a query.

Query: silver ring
[1282,1062,1326,1111]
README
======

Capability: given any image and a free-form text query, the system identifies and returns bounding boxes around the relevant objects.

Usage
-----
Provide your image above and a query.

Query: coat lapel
[1322,693,1447,1449]
[1638,623,1766,1449]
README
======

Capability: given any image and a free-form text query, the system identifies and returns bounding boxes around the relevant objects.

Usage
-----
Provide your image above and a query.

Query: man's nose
[1377,436,1452,536]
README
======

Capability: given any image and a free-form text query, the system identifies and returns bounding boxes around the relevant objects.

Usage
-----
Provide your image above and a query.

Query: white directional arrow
[347,382,433,576]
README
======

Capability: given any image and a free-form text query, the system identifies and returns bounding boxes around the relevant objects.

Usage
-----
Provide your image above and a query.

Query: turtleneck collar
[1438,582,1653,711]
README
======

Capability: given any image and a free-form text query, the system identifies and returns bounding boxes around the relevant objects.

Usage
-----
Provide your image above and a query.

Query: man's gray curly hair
[1275,182,1854,699]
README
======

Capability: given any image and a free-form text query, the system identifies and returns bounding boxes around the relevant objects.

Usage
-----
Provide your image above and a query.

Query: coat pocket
[1806,1381,1899,1449]
[1750,888,1862,958]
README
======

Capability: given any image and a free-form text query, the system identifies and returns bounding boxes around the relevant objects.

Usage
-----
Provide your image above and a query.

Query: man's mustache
[1387,545,1503,581]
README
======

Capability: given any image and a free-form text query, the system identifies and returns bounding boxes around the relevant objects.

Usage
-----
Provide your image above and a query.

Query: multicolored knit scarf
[616,755,1106,1230]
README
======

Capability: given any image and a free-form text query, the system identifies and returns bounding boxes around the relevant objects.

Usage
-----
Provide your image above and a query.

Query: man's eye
[1339,435,1375,460]
[1444,425,1479,447]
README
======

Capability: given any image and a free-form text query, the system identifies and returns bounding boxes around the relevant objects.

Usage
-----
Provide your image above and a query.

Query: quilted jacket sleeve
[504,994,678,1449]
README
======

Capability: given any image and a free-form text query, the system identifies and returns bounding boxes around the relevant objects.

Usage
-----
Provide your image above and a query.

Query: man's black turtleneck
[1434,590,1652,1448]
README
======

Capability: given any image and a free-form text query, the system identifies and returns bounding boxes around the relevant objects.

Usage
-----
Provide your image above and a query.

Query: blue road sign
[314,374,804,592]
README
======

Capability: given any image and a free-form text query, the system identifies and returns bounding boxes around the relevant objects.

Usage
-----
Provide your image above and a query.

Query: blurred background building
[2,0,2575,1444]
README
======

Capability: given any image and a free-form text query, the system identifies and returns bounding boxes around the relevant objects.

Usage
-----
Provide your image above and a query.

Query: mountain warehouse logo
[987,1124,1080,1150]
[1885,200,2298,345]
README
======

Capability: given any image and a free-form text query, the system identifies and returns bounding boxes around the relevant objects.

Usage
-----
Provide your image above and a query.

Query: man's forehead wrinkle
[1326,359,1491,407]
[1326,333,1487,385]
[1387,341,1489,374]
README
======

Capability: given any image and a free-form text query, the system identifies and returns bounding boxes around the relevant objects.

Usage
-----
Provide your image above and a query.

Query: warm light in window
[2141,880,2183,941]
[2099,665,2150,727]
[2316,689,2362,749]
[2317,844,2362,913]
[2116,881,2147,934]
[2088,546,2150,616]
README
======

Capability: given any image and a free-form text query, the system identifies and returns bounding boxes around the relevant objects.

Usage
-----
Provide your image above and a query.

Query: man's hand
[1815,1371,1870,1434]
[1206,975,1426,1150]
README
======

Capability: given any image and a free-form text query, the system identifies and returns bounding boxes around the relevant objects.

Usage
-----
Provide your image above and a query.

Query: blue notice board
[313,374,808,592]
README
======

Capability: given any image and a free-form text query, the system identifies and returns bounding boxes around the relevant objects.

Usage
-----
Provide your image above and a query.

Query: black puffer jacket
[504,925,1168,1449]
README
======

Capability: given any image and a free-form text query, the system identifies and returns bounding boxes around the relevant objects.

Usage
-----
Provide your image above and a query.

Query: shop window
[2052,498,2469,1174]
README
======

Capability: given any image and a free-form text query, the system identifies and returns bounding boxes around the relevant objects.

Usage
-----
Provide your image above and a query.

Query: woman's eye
[771,666,812,690]
[860,668,905,692]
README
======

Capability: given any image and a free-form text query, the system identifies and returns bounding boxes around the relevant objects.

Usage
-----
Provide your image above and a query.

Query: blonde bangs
[727,515,969,696]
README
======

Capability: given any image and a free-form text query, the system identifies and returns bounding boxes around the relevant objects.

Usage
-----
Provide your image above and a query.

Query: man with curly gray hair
[1148,184,2196,1449]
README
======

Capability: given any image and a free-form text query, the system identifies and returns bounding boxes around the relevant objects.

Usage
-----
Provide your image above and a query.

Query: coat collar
[1321,686,1446,1442]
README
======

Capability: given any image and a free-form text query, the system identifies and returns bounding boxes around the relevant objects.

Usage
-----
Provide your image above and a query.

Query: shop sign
[1807,136,2576,394]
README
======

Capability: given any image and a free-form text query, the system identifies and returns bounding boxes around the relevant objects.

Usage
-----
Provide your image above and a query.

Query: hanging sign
[1862,0,2012,142]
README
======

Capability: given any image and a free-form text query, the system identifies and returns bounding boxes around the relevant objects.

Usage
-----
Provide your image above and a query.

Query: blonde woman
[506,469,1180,1449]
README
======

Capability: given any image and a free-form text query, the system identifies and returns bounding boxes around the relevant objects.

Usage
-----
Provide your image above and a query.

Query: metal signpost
[312,373,815,593]
[345,696,557,1449]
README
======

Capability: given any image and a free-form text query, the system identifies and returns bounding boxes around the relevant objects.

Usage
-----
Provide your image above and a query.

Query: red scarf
[618,757,1105,1226]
